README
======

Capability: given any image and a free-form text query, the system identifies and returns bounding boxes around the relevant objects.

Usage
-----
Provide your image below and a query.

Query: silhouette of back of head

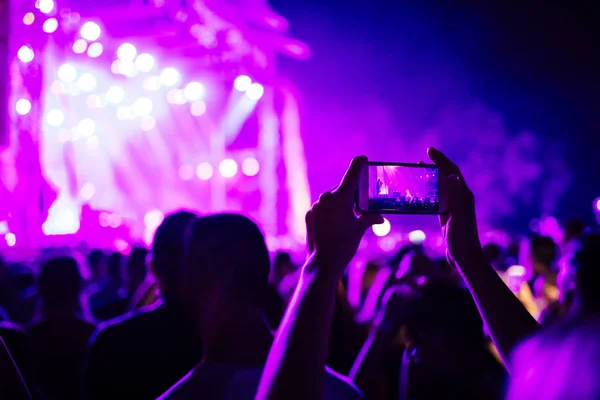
[107,253,123,286]
[39,256,83,311]
[572,232,600,311]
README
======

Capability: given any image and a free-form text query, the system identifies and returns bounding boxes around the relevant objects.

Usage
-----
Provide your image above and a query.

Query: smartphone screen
[356,162,448,214]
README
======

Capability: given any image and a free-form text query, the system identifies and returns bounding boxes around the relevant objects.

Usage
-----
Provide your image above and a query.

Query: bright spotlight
[196,162,214,180]
[408,230,426,245]
[140,116,156,131]
[372,218,391,237]
[241,157,260,177]
[5,233,16,247]
[144,209,164,228]
[80,182,96,200]
[23,12,35,25]
[179,164,194,180]
[190,101,206,116]
[77,73,97,91]
[183,82,205,101]
[234,75,252,92]
[160,68,180,87]
[87,42,103,58]
[507,265,526,277]
[595,198,600,212]
[46,109,64,127]
[108,213,122,228]
[38,0,54,14]
[15,99,32,116]
[135,53,155,72]
[246,83,264,100]
[117,43,137,61]
[219,159,238,178]
[58,63,77,82]
[77,118,95,136]
[106,86,125,104]
[42,18,58,33]
[117,60,135,76]
[167,89,186,105]
[133,97,153,116]
[73,39,88,54]
[17,46,34,63]
[81,21,101,41]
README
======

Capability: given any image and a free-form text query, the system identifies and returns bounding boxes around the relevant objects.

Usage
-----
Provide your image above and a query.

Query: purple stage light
[114,239,130,253]
[117,43,137,61]
[160,68,180,87]
[108,213,122,228]
[77,73,97,91]
[73,39,88,54]
[80,182,96,200]
[5,233,16,247]
[99,212,110,227]
[140,116,156,131]
[595,198,600,212]
[144,209,164,228]
[219,159,238,178]
[234,75,252,92]
[46,109,65,127]
[15,99,32,116]
[142,76,161,91]
[87,42,103,58]
[77,118,96,136]
[241,157,260,177]
[196,162,214,180]
[246,82,264,100]
[167,89,185,104]
[37,0,54,14]
[81,22,101,41]
[372,218,391,237]
[135,53,155,72]
[23,13,35,25]
[133,97,153,116]
[106,86,125,104]
[17,46,34,63]
[86,136,99,150]
[409,229,426,244]
[190,101,206,116]
[0,222,8,235]
[183,82,205,101]
[58,63,77,82]
[116,60,136,77]
[42,18,58,33]
[86,94,100,109]
[179,164,194,180]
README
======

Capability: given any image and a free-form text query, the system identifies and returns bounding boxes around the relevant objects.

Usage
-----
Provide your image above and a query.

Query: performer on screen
[376,178,383,197]
[405,189,413,201]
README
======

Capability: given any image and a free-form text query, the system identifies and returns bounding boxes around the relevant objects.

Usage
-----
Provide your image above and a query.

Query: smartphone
[356,162,448,214]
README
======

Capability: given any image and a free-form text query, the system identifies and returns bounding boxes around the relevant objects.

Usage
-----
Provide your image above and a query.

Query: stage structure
[1,0,312,251]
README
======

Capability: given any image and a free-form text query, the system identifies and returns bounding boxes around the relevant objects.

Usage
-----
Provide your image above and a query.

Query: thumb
[447,174,467,209]
[358,213,385,233]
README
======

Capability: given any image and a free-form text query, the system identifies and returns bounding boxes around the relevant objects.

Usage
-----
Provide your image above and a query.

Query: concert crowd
[0,148,598,399]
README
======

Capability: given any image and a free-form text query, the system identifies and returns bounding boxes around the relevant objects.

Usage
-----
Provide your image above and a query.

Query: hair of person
[274,251,292,266]
[107,252,123,283]
[127,247,148,280]
[38,256,83,309]
[572,232,600,308]
[529,235,557,269]
[185,213,270,306]
[88,249,105,267]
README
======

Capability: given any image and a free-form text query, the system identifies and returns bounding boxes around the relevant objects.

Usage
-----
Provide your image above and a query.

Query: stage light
[57,129,70,142]
[408,230,426,245]
[241,157,260,177]
[108,213,122,228]
[142,76,161,91]
[144,209,164,228]
[15,99,32,116]
[196,162,214,180]
[77,73,96,91]
[372,218,391,237]
[246,83,264,100]
[116,106,131,121]
[183,82,205,101]
[38,0,54,14]
[0,222,8,235]
[86,136,99,150]
[133,97,153,116]
[81,22,101,41]
[73,39,88,54]
[167,89,185,105]
[117,43,137,61]
[507,265,526,277]
[46,109,64,127]
[117,60,135,76]
[77,118,95,136]
[58,63,77,82]
[17,46,34,63]
[140,116,156,131]
[135,53,154,72]
[106,85,125,104]
[595,198,600,212]
[80,182,96,200]
[160,68,180,87]
[234,75,252,92]
[87,42,103,58]
[23,12,35,25]
[42,18,58,33]
[5,233,16,247]
[219,159,238,178]
[99,212,110,227]
[114,239,130,253]
[86,94,100,109]
[190,101,206,116]
[179,164,194,180]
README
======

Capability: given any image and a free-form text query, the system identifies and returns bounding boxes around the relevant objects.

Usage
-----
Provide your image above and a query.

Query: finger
[337,156,368,196]
[447,174,469,210]
[358,213,384,233]
[305,210,315,253]
[427,147,464,180]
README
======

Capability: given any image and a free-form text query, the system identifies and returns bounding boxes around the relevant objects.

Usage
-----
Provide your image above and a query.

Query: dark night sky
[269,0,600,227]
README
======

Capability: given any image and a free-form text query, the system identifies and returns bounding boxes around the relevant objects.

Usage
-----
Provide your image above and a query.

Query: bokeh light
[15,99,32,116]
[408,229,426,245]
[81,22,101,41]
[46,109,64,127]
[507,265,526,277]
[167,89,186,105]
[77,73,97,91]
[142,76,161,91]
[234,75,252,92]
[77,118,96,136]
[99,212,110,227]
[219,159,238,178]
[87,42,103,58]
[80,182,96,200]
[23,12,35,25]
[86,94,100,109]
[106,86,125,104]
[42,18,58,33]
[133,97,153,116]
[108,213,122,228]
[179,164,194,180]
[246,82,264,100]
[140,116,156,131]
[183,82,205,101]
[135,53,155,72]
[38,0,54,14]
[190,101,206,116]
[241,157,260,176]
[5,233,16,247]
[372,218,391,237]
[595,198,600,212]
[73,39,88,54]
[160,68,180,87]
[117,43,137,61]
[144,209,164,228]
[58,63,77,82]
[17,46,34,63]
[196,162,214,180]
[86,136,99,150]
[117,60,135,76]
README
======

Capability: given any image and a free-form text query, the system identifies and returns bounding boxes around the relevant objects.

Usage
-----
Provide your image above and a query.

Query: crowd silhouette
[0,148,598,399]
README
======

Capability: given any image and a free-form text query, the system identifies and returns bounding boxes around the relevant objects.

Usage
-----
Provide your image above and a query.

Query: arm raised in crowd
[427,147,540,368]
[256,157,382,400]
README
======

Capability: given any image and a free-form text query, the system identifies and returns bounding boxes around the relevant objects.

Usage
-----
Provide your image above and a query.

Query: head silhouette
[569,232,600,314]
[107,252,124,287]
[88,249,106,282]
[39,256,83,313]
[127,247,148,290]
